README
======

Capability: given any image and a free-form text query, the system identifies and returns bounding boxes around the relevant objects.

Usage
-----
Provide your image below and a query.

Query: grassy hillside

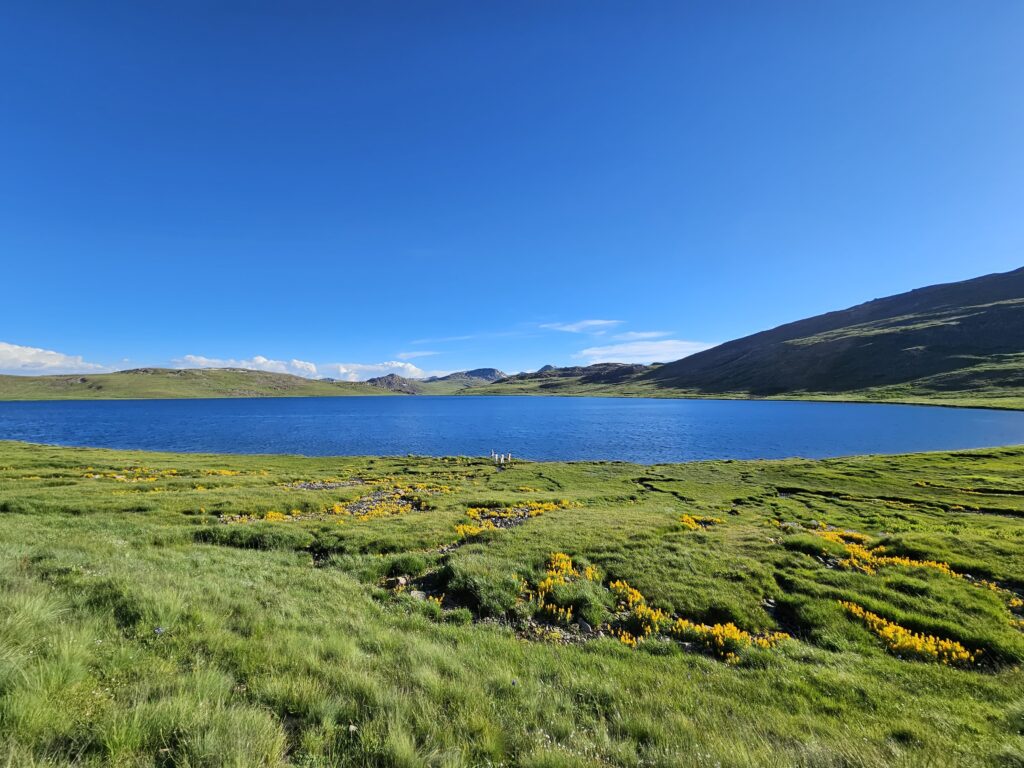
[367,369,507,395]
[476,267,1024,409]
[2,440,1023,766]
[470,363,665,397]
[647,266,1024,402]
[0,367,389,400]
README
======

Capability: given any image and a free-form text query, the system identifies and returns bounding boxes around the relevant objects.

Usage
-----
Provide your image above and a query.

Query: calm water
[2,396,1024,463]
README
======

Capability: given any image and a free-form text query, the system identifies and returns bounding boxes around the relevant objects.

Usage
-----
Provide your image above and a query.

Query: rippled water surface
[1,396,1023,463]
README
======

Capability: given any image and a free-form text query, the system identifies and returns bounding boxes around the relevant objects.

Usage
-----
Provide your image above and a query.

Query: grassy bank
[0,368,388,401]
[4,366,1022,411]
[1,441,1023,766]
[467,376,1024,411]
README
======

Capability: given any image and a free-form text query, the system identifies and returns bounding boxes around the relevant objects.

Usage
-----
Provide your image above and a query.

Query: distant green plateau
[3,267,1022,408]
[0,367,391,400]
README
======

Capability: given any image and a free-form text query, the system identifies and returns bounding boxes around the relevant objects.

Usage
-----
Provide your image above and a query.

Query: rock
[410,590,428,601]
[577,619,593,634]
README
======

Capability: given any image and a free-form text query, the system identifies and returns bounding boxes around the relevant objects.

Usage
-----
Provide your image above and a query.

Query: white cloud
[174,354,457,382]
[611,330,672,341]
[396,350,439,360]
[322,361,451,382]
[0,341,109,375]
[176,354,319,378]
[575,339,714,365]
[540,319,623,334]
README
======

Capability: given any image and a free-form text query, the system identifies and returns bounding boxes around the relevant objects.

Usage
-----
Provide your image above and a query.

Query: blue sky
[2,2,1022,380]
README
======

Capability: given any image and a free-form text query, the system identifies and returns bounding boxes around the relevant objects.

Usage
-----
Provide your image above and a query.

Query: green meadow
[1,440,1023,767]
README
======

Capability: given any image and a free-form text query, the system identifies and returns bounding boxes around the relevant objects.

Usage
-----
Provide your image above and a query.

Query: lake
[1,396,1023,463]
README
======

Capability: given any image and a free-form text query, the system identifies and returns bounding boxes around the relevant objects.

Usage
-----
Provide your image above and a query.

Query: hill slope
[367,368,506,395]
[0,368,388,400]
[645,266,1024,405]
[476,267,1024,408]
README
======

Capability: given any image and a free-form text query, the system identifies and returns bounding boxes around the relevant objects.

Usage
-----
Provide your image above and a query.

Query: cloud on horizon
[321,361,450,382]
[177,354,452,382]
[177,354,318,378]
[575,339,713,365]
[540,319,623,334]
[0,341,109,375]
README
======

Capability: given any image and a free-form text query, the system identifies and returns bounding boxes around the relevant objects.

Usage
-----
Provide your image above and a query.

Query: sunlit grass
[1,440,1023,765]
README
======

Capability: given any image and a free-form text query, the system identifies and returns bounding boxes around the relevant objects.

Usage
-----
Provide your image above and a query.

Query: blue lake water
[1,396,1024,463]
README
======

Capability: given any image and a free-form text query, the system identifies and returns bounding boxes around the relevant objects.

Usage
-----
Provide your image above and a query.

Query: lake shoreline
[3,396,1024,464]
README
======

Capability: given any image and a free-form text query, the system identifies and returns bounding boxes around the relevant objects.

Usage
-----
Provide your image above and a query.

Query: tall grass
[0,441,1022,765]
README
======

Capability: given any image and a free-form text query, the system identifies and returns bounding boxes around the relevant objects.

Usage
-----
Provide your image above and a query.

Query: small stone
[410,590,427,601]
[577,619,593,634]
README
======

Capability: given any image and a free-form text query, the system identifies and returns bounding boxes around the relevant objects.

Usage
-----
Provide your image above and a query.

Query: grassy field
[0,369,388,401]
[1,441,1023,766]
[469,374,1024,411]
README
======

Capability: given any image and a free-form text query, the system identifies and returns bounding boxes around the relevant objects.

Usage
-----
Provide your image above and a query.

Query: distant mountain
[469,363,660,397]
[646,266,1024,400]
[474,267,1024,409]
[424,368,506,384]
[366,368,507,395]
[365,373,421,394]
[0,367,388,401]
[4,269,1022,408]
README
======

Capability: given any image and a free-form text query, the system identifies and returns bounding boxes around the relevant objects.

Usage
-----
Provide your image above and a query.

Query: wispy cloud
[321,361,450,382]
[176,354,318,378]
[0,341,109,375]
[410,334,481,345]
[540,319,623,334]
[396,350,439,360]
[575,339,713,365]
[611,330,672,341]
[409,329,530,345]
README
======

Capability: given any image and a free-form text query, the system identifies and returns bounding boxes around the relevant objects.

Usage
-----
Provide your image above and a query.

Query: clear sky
[2,2,1022,380]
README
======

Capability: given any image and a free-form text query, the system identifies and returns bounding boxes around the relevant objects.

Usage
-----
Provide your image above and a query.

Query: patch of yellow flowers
[83,466,180,483]
[839,601,979,665]
[520,553,602,627]
[455,520,497,539]
[466,499,572,521]
[679,514,723,531]
[536,552,580,600]
[810,523,1024,621]
[608,578,788,661]
[667,618,788,663]
[812,526,958,577]
[456,499,574,540]
[609,580,645,610]
[541,603,574,624]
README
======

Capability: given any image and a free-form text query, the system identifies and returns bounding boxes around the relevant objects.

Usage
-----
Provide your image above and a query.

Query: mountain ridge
[473,267,1024,409]
[2,268,1022,408]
